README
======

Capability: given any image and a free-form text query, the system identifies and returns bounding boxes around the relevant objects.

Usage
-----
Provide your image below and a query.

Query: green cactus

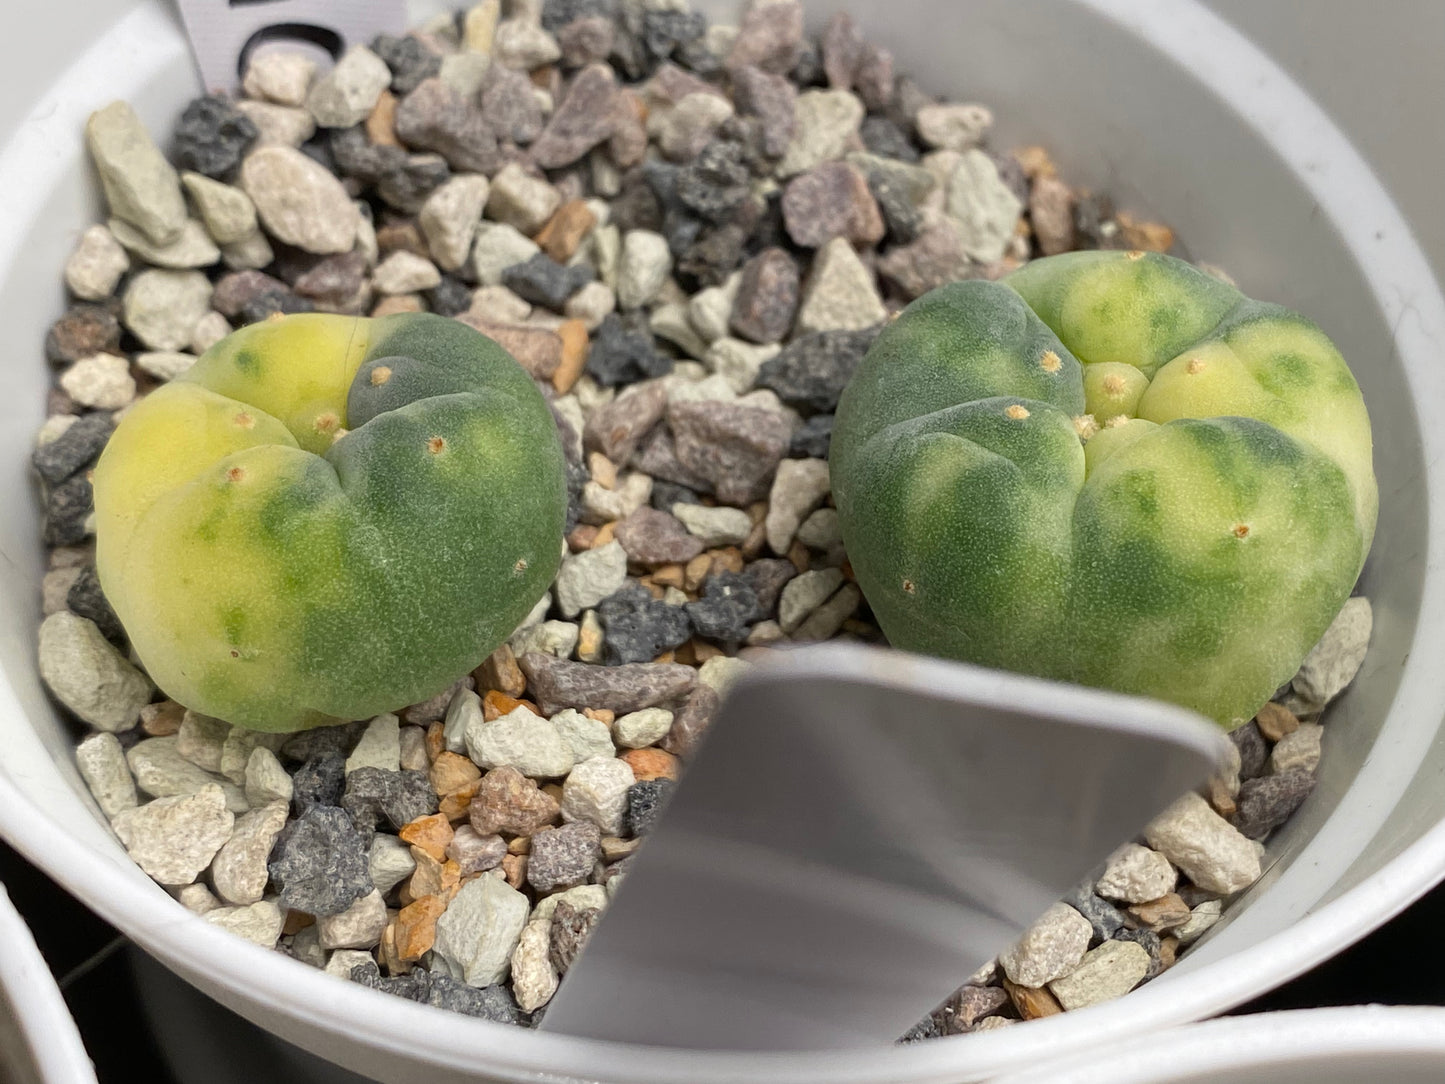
[93,313,568,732]
[831,251,1376,729]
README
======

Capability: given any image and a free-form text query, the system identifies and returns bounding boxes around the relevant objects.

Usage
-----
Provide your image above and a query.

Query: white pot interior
[1,1,1444,1081]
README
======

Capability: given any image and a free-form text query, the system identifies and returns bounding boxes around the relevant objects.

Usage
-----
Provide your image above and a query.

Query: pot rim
[993,1005,1445,1082]
[2,0,1444,1081]
[0,881,98,1084]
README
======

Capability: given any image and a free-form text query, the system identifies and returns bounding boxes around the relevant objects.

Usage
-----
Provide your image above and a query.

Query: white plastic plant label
[174,0,408,93]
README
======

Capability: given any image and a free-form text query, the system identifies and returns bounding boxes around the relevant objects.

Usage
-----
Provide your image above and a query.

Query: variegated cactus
[831,251,1376,728]
[94,313,567,732]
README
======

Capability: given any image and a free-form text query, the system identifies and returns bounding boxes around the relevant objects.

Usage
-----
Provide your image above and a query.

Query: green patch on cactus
[831,251,1376,729]
[94,313,568,731]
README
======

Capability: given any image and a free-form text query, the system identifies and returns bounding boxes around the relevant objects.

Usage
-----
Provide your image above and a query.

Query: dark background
[4,836,1445,1083]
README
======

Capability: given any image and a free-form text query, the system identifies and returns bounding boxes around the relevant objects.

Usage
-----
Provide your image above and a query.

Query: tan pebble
[709,547,744,575]
[576,611,604,663]
[1117,212,1174,252]
[786,539,810,574]
[439,780,480,822]
[429,751,482,797]
[380,922,411,976]
[1013,145,1057,179]
[587,451,618,490]
[1002,978,1063,1020]
[476,642,526,697]
[742,518,768,559]
[582,707,615,726]
[553,319,590,394]
[1255,701,1300,743]
[399,813,456,862]
[1128,892,1191,932]
[568,523,600,552]
[502,852,528,889]
[542,782,565,804]
[601,836,641,861]
[366,90,400,147]
[691,639,724,663]
[535,200,597,263]
[371,294,424,317]
[592,521,617,548]
[456,317,563,379]
[507,835,532,855]
[683,553,713,592]
[1208,776,1237,818]
[141,700,186,737]
[409,847,461,899]
[395,894,447,960]
[620,747,679,781]
[424,720,446,763]
[1158,936,1179,971]
[652,564,685,589]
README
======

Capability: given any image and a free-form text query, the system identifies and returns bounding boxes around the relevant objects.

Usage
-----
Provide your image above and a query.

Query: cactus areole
[831,251,1377,729]
[93,313,568,732]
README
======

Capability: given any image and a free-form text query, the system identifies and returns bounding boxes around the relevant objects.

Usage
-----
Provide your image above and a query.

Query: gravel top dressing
[31,0,1373,1042]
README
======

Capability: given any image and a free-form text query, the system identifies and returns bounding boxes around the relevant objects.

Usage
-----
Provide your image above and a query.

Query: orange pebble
[428,752,482,800]
[621,747,679,781]
[552,318,591,394]
[482,690,539,720]
[394,895,447,961]
[399,813,455,862]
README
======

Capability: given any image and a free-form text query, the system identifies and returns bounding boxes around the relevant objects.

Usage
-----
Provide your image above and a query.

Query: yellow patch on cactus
[94,313,568,731]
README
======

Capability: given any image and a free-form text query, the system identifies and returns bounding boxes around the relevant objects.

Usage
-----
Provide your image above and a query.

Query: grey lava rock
[502,253,596,311]
[585,313,673,386]
[597,581,693,665]
[280,720,365,764]
[371,34,441,96]
[291,752,347,814]
[44,474,94,546]
[790,413,833,459]
[685,572,759,646]
[32,412,113,485]
[427,276,473,317]
[1063,885,1129,945]
[756,326,884,414]
[65,565,124,643]
[350,961,523,1024]
[174,95,259,179]
[268,805,373,916]
[625,778,673,836]
[341,767,438,832]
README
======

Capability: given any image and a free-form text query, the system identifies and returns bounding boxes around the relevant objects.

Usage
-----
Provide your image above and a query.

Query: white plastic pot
[0,882,98,1084]
[1,1,1444,1082]
[994,1006,1445,1083]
